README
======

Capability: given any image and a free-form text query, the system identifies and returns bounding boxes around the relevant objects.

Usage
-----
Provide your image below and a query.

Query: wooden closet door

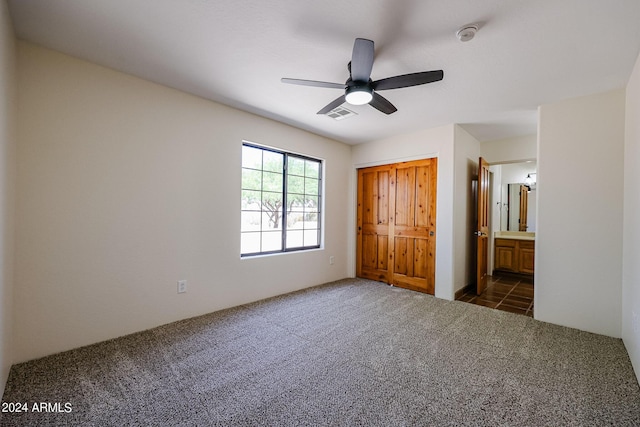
[356,165,392,283]
[390,159,437,294]
[356,158,437,295]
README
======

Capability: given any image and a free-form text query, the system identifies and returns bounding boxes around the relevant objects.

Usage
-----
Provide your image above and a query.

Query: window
[241,143,322,256]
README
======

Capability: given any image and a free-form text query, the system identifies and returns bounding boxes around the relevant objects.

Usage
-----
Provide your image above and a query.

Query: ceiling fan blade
[369,92,397,115]
[350,38,374,82]
[317,95,346,114]
[372,70,444,91]
[281,78,344,89]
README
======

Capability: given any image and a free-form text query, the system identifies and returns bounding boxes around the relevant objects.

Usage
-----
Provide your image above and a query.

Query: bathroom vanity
[494,231,535,275]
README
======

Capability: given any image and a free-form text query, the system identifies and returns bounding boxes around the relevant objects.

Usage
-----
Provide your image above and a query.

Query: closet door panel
[357,166,392,282]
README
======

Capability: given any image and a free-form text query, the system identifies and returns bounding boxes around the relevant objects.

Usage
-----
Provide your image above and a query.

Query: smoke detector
[456,24,479,42]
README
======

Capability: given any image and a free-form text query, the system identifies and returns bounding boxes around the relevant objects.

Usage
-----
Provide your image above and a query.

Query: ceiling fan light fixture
[345,85,373,105]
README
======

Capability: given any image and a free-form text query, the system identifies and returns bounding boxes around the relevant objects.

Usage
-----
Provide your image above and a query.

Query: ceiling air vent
[326,105,358,120]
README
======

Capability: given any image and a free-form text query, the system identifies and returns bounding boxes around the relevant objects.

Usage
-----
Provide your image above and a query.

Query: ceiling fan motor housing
[345,79,373,105]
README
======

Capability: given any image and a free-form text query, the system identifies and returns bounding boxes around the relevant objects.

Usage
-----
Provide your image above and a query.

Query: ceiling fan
[281,38,444,115]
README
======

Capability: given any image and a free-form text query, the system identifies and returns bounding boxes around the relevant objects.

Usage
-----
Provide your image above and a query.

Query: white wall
[453,125,480,293]
[480,134,537,164]
[0,0,16,394]
[499,162,537,185]
[351,124,456,300]
[537,89,625,337]
[14,42,352,363]
[623,52,640,383]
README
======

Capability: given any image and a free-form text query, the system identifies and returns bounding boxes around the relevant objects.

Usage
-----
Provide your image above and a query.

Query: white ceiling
[7,0,640,144]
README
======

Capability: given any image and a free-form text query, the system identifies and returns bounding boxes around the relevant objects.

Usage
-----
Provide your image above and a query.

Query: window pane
[288,197,304,212]
[263,150,283,173]
[242,169,262,190]
[262,171,283,192]
[241,190,262,209]
[262,231,282,252]
[287,174,304,195]
[304,229,319,246]
[305,160,320,178]
[261,191,282,215]
[261,210,281,231]
[304,211,318,224]
[286,230,304,249]
[304,196,319,212]
[242,146,263,169]
[288,157,305,176]
[241,232,261,254]
[241,211,261,232]
[287,212,304,229]
[305,177,319,196]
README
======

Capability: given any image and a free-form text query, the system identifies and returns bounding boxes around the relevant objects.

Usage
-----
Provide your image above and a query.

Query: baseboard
[455,283,475,300]
[493,270,535,281]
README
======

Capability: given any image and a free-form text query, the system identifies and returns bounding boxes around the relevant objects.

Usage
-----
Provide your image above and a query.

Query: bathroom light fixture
[523,173,536,186]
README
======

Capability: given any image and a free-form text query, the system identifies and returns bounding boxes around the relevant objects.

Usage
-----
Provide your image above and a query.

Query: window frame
[240,142,323,257]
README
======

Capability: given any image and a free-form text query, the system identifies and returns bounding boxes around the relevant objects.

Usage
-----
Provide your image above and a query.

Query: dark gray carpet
[1,278,639,426]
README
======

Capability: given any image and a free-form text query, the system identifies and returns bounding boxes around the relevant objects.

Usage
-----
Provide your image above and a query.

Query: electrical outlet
[329,256,335,265]
[177,280,187,294]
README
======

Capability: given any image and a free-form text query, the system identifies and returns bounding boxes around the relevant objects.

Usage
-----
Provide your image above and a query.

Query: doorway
[356,158,437,295]
[460,159,536,317]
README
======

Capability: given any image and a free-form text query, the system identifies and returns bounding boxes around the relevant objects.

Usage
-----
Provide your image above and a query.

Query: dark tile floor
[456,275,534,317]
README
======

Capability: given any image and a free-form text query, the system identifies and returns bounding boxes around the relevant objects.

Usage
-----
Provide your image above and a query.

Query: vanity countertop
[494,231,535,241]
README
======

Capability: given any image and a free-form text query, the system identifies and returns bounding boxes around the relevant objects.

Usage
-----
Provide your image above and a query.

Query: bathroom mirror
[492,162,536,232]
[502,183,532,231]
